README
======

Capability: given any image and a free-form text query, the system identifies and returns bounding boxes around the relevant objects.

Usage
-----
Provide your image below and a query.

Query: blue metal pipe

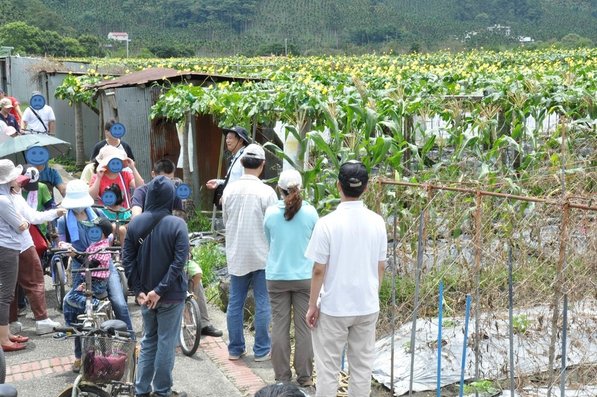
[437,280,444,397]
[459,294,472,397]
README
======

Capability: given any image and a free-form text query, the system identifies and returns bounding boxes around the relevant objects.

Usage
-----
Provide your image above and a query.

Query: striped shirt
[222,174,277,276]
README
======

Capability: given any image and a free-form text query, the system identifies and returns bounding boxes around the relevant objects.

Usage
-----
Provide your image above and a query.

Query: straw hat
[95,145,127,168]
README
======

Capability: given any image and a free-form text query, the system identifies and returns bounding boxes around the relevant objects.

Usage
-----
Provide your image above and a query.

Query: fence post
[390,204,398,395]
[548,116,569,397]
[547,199,570,397]
[507,245,515,396]
[473,191,483,390]
[408,210,426,396]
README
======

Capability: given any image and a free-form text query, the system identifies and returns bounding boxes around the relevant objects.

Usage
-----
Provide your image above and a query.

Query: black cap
[222,126,251,145]
[338,160,368,196]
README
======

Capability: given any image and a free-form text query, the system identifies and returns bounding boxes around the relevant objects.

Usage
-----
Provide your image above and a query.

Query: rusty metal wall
[193,113,223,209]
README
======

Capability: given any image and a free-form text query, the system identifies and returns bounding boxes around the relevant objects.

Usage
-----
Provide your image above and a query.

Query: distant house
[518,36,534,43]
[107,32,129,42]
[486,24,511,37]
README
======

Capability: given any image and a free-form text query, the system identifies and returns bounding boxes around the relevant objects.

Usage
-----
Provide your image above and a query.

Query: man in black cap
[305,160,387,397]
[205,126,251,207]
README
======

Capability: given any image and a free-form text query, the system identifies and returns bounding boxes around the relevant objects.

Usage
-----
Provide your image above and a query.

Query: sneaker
[228,350,246,361]
[36,318,61,335]
[201,325,223,337]
[150,391,187,397]
[254,352,271,362]
[72,359,82,373]
[9,321,22,334]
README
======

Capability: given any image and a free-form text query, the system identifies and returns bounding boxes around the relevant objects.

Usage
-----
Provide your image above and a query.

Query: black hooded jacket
[122,176,189,302]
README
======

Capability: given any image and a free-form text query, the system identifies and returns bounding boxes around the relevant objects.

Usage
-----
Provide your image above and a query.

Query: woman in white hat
[57,179,133,372]
[0,159,30,351]
[89,145,144,208]
[263,169,319,387]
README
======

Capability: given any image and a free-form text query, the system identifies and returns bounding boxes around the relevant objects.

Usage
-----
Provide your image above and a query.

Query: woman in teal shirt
[263,169,318,387]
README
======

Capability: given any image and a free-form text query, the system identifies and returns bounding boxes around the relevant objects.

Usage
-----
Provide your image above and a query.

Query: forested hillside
[2,0,596,57]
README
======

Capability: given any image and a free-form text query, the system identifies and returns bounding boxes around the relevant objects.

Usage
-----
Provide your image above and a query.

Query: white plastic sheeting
[371,301,597,396]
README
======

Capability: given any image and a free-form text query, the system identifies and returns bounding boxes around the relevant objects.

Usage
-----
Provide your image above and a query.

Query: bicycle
[179,288,201,357]
[0,346,17,396]
[93,206,131,300]
[55,321,136,397]
[40,247,70,311]
[62,247,121,327]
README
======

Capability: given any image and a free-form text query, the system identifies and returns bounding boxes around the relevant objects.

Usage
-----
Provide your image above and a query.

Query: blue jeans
[107,262,133,334]
[64,278,107,310]
[135,302,184,396]
[227,269,271,358]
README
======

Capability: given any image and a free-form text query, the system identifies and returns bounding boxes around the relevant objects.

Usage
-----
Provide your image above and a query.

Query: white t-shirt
[23,105,56,133]
[305,200,387,317]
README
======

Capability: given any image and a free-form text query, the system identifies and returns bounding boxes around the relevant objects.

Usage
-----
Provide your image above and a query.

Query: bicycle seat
[0,384,18,397]
[95,291,108,300]
[100,319,128,333]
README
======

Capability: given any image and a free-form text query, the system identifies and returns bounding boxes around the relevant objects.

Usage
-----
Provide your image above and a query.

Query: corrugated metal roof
[92,67,260,90]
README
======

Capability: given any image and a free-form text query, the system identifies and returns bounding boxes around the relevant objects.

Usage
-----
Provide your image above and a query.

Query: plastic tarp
[371,301,597,396]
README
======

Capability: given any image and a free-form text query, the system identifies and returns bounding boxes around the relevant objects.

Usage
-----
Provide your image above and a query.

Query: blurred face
[225,132,242,153]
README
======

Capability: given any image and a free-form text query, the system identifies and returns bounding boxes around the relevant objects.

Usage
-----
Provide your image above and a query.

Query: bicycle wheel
[179,296,201,356]
[0,344,5,383]
[57,384,110,397]
[52,255,67,311]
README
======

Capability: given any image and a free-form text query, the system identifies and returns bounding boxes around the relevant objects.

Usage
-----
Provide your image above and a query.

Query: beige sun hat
[0,159,23,184]
[95,145,128,168]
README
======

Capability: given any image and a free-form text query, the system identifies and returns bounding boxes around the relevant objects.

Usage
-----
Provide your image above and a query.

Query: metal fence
[373,165,596,396]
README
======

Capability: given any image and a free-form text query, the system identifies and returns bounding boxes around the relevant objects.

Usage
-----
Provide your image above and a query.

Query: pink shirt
[86,238,111,279]
[90,171,134,208]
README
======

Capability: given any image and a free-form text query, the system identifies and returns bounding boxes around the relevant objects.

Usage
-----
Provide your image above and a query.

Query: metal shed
[0,56,99,157]
[92,67,269,209]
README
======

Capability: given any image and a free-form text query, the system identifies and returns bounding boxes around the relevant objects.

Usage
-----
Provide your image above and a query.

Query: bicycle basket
[81,335,135,383]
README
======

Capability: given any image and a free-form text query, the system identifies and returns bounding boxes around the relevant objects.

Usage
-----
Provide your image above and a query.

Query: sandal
[9,335,29,343]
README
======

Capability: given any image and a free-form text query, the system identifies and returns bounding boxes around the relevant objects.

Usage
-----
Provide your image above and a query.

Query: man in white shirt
[22,91,56,135]
[305,160,387,397]
[205,126,250,209]
[222,143,277,362]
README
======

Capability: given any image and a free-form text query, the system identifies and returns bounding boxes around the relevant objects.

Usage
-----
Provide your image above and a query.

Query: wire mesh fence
[372,172,596,396]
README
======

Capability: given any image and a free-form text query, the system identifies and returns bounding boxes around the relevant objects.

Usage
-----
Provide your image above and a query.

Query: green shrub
[191,241,226,285]
[186,209,211,232]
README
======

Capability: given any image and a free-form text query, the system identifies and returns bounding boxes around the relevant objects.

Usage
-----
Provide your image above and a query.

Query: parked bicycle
[179,286,201,357]
[55,321,136,397]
